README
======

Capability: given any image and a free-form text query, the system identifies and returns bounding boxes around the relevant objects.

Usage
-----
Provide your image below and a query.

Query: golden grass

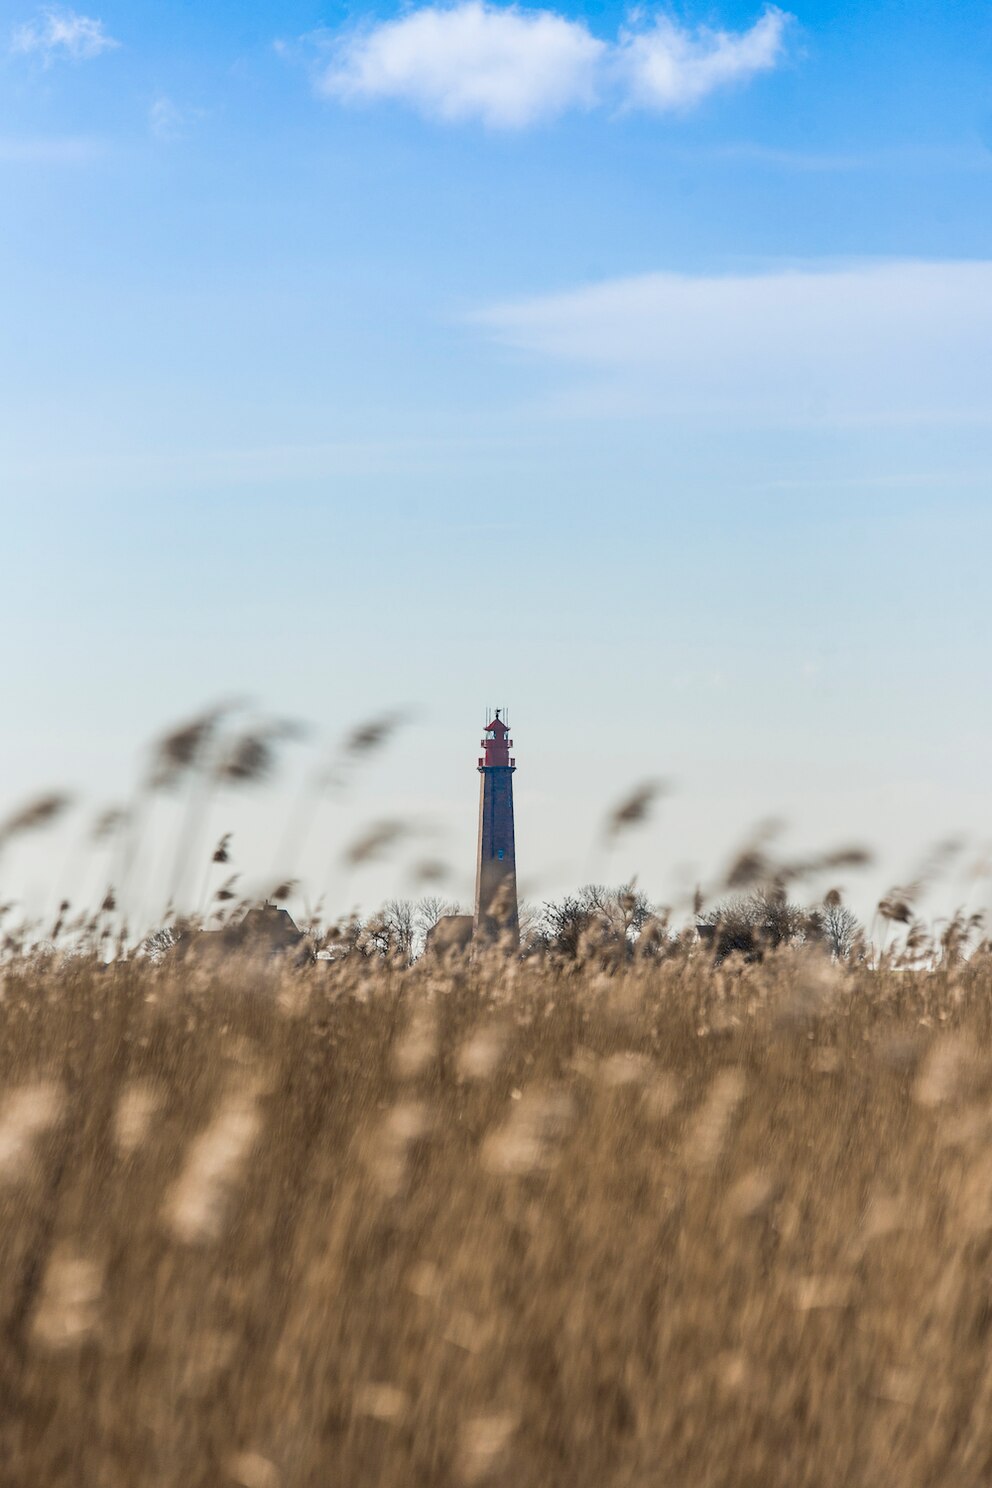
[2,945,992,1485]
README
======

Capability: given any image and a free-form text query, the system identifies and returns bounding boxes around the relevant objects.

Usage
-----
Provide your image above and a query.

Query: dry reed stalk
[482,1086,575,1177]
[456,1411,518,1483]
[228,1451,281,1488]
[113,1081,162,1157]
[392,1006,438,1081]
[353,1382,410,1422]
[0,1081,63,1183]
[164,1081,263,1243]
[366,1100,431,1198]
[30,1249,103,1350]
[682,1068,747,1168]
[455,1022,507,1084]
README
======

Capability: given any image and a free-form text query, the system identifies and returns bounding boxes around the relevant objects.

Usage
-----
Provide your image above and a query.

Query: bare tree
[411,895,462,958]
[332,914,367,957]
[593,883,652,941]
[355,900,417,962]
[539,894,587,956]
[517,900,545,955]
[381,899,416,963]
[821,899,863,961]
[540,884,654,958]
[698,888,819,964]
[415,895,459,934]
[140,924,181,963]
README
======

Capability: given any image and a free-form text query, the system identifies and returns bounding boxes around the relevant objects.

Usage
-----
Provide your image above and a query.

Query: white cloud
[474,260,992,427]
[313,2,791,126]
[149,95,203,142]
[11,7,119,62]
[321,1,605,127]
[619,5,791,111]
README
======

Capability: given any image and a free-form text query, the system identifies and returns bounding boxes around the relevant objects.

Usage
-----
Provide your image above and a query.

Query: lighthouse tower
[474,710,519,947]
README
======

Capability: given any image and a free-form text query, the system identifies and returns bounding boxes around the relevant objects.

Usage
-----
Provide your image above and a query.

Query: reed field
[2,715,990,1486]
[3,939,992,1487]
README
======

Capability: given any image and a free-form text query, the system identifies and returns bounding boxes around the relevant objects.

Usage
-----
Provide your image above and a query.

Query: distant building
[423,912,474,956]
[231,902,309,959]
[164,901,311,965]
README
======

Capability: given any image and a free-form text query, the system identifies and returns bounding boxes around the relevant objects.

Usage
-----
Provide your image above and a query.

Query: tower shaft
[474,713,518,947]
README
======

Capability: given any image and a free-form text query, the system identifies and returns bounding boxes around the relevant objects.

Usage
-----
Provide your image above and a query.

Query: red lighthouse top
[479,709,515,769]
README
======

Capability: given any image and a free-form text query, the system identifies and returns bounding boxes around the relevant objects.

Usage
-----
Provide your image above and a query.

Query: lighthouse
[474,710,519,947]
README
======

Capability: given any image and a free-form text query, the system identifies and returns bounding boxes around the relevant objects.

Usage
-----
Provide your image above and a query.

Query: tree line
[326,884,865,965]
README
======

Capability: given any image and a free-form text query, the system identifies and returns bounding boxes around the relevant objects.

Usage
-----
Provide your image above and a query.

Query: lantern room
[478,710,515,769]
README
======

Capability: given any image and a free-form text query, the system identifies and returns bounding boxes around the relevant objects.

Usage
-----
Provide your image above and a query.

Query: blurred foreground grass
[3,946,992,1486]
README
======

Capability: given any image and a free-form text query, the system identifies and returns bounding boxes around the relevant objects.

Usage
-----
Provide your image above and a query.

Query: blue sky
[2,0,992,922]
